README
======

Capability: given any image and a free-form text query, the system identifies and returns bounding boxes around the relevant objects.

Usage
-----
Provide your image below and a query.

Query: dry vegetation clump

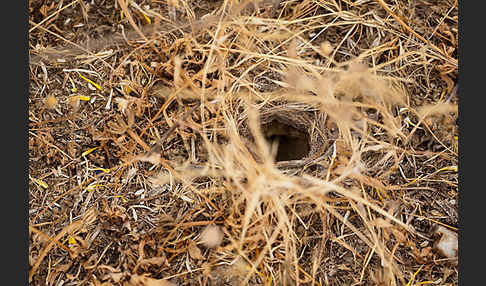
[29,0,458,285]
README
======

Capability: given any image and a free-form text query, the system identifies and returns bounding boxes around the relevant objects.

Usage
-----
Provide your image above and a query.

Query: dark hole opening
[262,120,310,162]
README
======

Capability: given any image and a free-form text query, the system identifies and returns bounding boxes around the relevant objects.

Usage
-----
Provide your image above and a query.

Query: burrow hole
[262,120,311,162]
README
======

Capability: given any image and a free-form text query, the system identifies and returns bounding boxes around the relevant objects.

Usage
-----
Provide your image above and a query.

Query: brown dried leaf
[99,265,128,283]
[46,262,72,285]
[105,272,126,283]
[188,240,205,260]
[138,256,170,269]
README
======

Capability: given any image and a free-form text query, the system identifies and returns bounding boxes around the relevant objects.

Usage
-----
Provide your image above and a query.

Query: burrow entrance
[238,103,329,167]
[262,120,311,162]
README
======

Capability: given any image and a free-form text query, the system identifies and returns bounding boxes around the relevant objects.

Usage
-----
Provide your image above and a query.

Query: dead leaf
[46,262,72,285]
[105,272,126,283]
[440,74,455,94]
[188,240,205,260]
[98,265,128,283]
[138,257,170,269]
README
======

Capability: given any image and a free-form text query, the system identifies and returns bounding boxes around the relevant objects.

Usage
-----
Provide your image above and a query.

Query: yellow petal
[142,13,151,24]
[81,146,99,157]
[86,184,103,191]
[35,178,49,189]
[438,166,457,172]
[78,72,102,91]
[68,236,77,245]
[92,167,110,173]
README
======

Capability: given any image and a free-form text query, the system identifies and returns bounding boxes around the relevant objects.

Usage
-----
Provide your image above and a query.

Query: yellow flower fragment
[77,72,102,90]
[113,195,128,203]
[142,13,151,24]
[405,265,424,286]
[86,184,103,192]
[33,178,49,189]
[92,167,110,173]
[81,146,99,157]
[438,165,457,172]
[68,236,77,246]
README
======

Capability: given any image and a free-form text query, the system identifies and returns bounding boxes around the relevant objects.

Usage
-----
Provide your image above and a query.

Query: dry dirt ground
[28,0,458,285]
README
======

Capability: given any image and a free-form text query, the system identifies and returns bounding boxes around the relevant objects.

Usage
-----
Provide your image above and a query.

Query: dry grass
[29,0,458,285]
